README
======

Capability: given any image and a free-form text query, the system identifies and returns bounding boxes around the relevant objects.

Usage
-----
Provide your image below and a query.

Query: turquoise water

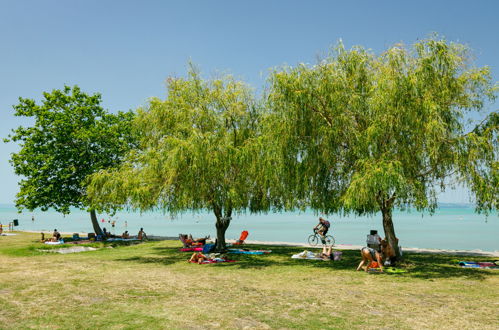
[0,204,497,252]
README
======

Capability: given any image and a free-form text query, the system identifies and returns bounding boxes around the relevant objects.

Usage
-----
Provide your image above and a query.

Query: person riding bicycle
[313,217,330,243]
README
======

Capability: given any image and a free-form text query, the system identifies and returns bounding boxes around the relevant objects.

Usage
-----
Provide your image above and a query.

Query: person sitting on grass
[189,252,208,264]
[52,229,61,242]
[356,246,384,272]
[380,238,397,266]
[0,222,3,235]
[138,228,147,241]
[102,227,112,238]
[122,231,130,239]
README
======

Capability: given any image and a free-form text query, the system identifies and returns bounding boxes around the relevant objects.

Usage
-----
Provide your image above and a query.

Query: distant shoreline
[15,230,499,257]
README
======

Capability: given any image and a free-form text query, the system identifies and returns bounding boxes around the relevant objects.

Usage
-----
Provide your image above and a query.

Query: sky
[0,0,498,204]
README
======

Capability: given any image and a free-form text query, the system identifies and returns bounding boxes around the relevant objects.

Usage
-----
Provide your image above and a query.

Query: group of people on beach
[40,227,148,242]
[33,215,398,272]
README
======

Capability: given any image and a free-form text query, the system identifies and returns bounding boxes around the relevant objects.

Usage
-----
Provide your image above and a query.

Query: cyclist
[313,217,330,244]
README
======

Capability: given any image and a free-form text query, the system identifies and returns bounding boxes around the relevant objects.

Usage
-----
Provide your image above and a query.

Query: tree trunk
[90,210,103,236]
[381,206,402,259]
[213,205,232,252]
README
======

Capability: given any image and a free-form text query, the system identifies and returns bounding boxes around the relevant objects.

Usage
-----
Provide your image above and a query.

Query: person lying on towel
[189,252,208,264]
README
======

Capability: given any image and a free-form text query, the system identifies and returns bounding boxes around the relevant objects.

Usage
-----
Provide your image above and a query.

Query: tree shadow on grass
[398,252,498,280]
[115,244,498,280]
[116,255,179,267]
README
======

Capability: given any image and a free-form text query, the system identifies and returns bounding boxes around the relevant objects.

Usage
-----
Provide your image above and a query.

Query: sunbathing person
[320,245,334,261]
[180,234,208,247]
[357,246,384,272]
[189,234,208,245]
[189,252,208,264]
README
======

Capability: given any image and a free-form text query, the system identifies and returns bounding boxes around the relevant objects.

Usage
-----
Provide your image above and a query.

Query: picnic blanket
[228,249,271,255]
[458,261,499,269]
[180,247,203,252]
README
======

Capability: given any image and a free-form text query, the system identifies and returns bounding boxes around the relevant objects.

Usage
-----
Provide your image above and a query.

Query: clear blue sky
[1,0,497,204]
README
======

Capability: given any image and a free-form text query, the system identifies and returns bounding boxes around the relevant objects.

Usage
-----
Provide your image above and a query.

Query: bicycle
[307,229,335,247]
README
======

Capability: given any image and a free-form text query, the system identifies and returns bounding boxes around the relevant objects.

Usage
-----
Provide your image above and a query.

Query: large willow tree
[87,68,261,251]
[264,37,498,256]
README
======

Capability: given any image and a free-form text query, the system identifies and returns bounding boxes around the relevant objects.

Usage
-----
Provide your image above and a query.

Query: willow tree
[5,86,136,236]
[87,68,261,251]
[264,37,498,256]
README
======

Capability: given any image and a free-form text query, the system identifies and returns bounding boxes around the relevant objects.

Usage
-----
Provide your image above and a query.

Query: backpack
[323,220,330,228]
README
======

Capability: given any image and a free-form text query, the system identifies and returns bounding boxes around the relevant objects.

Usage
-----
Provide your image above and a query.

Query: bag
[202,243,215,254]
[323,220,330,228]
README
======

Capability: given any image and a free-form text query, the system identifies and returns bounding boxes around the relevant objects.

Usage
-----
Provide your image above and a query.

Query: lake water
[1,204,497,252]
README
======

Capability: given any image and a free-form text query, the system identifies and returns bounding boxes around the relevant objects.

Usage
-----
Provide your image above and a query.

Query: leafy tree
[5,86,136,236]
[263,37,498,256]
[87,68,261,251]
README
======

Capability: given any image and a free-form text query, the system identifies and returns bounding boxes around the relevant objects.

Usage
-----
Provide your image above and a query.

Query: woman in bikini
[356,246,384,272]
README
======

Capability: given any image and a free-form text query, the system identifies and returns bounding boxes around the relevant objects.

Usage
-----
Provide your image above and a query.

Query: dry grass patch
[0,232,498,329]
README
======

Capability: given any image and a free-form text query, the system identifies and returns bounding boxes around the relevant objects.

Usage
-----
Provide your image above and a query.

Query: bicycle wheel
[324,235,335,247]
[308,234,319,246]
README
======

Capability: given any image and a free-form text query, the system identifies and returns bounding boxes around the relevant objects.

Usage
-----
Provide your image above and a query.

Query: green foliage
[5,85,136,214]
[264,37,498,216]
[88,67,261,217]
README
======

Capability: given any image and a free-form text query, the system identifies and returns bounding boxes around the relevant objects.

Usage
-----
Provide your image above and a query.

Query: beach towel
[291,250,323,260]
[384,267,407,274]
[106,238,139,242]
[228,249,271,255]
[44,241,64,245]
[189,259,236,264]
[458,261,499,269]
[180,247,203,252]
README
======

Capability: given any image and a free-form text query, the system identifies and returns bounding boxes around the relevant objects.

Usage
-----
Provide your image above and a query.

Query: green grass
[1,232,498,329]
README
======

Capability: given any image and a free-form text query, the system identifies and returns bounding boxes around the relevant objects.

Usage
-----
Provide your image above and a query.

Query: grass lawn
[0,232,498,329]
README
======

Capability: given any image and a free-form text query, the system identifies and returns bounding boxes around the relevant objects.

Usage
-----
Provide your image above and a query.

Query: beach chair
[233,230,248,245]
